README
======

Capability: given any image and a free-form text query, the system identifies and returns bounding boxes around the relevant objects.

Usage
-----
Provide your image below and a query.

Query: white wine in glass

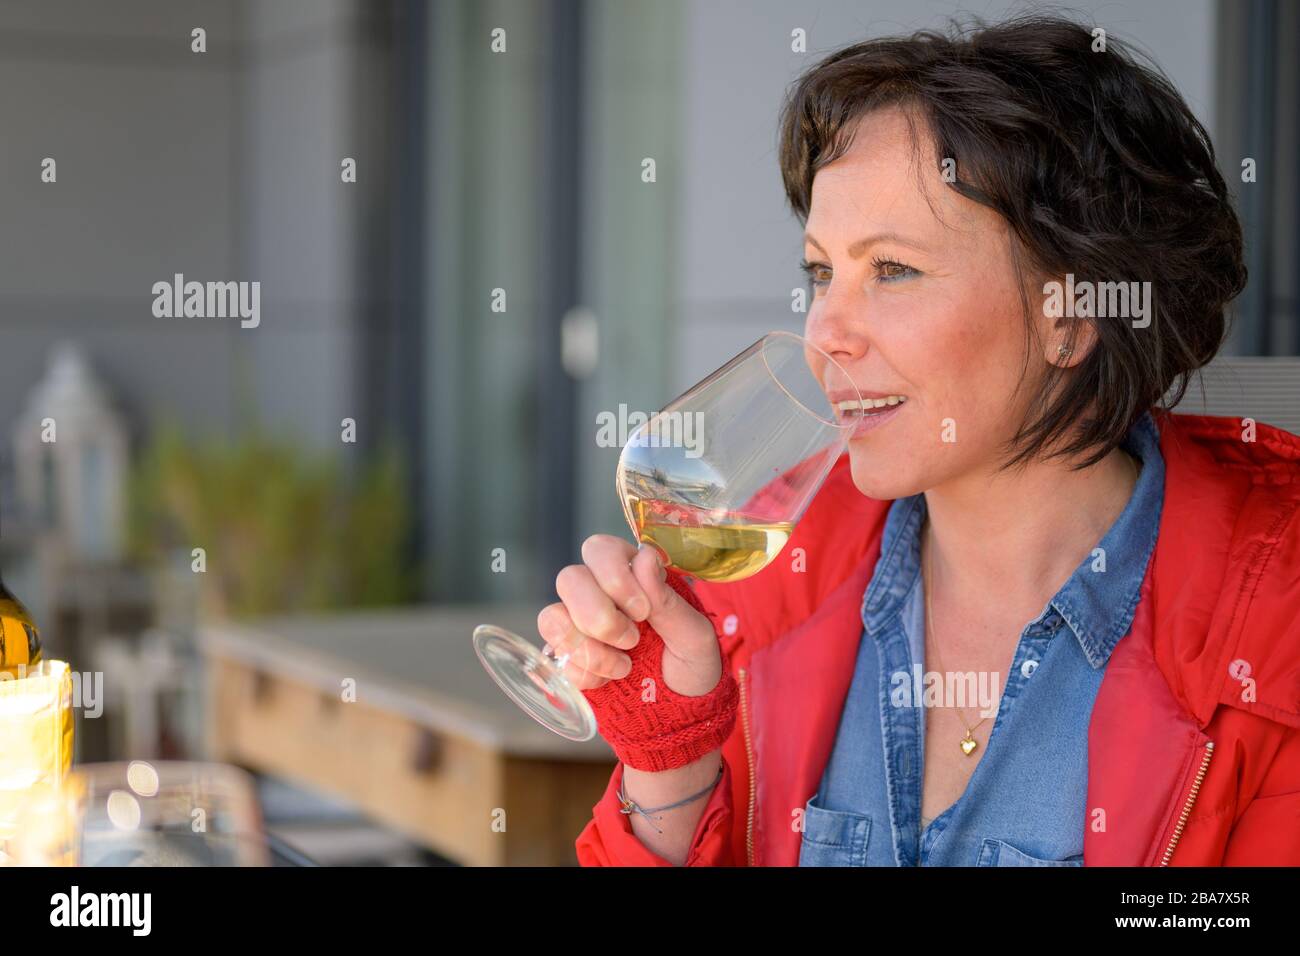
[624,497,794,583]
[474,330,861,741]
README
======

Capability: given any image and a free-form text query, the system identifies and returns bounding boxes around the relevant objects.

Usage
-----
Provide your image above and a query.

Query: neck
[922,445,1138,618]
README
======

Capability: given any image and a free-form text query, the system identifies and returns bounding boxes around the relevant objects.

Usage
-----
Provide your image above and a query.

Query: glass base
[472,625,598,742]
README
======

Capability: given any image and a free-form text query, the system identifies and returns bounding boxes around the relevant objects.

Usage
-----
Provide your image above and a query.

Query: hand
[537,535,722,697]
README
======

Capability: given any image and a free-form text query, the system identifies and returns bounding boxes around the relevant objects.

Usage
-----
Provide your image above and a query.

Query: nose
[805,288,867,373]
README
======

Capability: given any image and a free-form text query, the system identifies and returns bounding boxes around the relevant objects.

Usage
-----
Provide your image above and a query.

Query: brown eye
[798,259,832,288]
[871,257,919,282]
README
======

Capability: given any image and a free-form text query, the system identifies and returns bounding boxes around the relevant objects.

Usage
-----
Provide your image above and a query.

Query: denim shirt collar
[862,410,1165,669]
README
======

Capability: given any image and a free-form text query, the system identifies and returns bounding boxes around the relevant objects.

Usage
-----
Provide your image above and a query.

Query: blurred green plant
[126,424,416,619]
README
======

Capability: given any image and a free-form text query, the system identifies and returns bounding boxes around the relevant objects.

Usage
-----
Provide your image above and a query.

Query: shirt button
[1021,659,1040,679]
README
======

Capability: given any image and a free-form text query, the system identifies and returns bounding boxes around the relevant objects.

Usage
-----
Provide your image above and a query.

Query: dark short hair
[777,14,1247,469]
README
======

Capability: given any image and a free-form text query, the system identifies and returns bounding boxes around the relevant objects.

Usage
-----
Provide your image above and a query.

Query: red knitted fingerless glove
[582,568,738,773]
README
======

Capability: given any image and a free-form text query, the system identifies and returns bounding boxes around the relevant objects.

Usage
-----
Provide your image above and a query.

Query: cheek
[918,283,1030,427]
[848,282,1033,495]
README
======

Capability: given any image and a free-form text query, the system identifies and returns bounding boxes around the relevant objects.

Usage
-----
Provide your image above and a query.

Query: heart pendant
[960,735,978,756]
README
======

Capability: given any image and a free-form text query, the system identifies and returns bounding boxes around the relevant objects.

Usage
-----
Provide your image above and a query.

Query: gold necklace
[920,448,1140,757]
[922,521,989,757]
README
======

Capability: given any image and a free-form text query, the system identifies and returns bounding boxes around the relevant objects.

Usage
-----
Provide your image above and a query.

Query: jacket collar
[1145,411,1300,731]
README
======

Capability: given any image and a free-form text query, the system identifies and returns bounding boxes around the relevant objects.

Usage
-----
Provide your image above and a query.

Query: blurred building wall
[0,0,244,442]
[0,0,395,454]
[239,0,396,448]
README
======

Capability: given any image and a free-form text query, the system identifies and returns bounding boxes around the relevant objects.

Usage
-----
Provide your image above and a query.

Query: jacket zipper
[738,667,756,866]
[1158,740,1214,866]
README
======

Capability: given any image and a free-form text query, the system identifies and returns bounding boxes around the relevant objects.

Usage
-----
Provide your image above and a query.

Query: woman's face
[803,107,1057,500]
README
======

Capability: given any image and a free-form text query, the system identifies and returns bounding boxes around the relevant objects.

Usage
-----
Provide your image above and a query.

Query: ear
[1037,273,1097,368]
[1049,317,1097,369]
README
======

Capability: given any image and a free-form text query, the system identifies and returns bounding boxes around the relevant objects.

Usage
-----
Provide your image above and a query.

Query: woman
[538,15,1300,866]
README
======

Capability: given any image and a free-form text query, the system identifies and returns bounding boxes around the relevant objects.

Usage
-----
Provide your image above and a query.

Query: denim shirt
[798,410,1165,866]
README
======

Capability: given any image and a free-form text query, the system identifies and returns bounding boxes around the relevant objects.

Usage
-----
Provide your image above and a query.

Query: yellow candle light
[0,660,75,863]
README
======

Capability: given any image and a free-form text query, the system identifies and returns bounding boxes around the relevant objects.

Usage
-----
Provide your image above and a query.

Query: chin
[847,451,919,501]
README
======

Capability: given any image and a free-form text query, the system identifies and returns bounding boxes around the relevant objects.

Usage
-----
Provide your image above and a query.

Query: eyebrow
[803,231,930,258]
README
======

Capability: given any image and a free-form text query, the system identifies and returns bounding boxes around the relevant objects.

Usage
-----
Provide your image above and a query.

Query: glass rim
[472,624,597,742]
[759,330,860,429]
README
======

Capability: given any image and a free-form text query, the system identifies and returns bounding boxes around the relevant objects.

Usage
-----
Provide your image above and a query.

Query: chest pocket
[797,792,872,867]
[977,838,1083,866]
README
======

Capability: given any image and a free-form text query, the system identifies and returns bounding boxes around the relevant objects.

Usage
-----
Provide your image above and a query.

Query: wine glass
[473,330,861,741]
[11,760,271,866]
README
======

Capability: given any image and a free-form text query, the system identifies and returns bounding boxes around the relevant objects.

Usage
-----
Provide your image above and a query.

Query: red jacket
[576,411,1300,866]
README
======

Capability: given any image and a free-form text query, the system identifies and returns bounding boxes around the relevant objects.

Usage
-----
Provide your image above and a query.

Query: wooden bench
[200,604,616,866]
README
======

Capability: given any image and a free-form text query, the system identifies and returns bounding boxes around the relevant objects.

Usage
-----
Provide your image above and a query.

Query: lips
[826,388,908,429]
[849,401,905,438]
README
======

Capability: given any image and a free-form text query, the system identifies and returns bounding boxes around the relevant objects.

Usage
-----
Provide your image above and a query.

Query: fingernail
[641,540,667,574]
